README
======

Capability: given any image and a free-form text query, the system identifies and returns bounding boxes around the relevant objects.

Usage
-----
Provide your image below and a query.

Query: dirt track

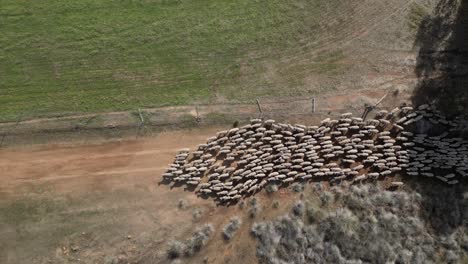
[0,127,226,196]
[0,128,229,264]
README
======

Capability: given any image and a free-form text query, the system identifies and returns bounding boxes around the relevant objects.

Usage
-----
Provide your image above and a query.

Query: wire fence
[0,97,320,147]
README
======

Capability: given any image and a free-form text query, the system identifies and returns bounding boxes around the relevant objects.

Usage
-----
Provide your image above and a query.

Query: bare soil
[0,128,218,263]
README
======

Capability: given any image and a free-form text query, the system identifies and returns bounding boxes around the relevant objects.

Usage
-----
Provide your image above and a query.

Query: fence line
[0,97,321,146]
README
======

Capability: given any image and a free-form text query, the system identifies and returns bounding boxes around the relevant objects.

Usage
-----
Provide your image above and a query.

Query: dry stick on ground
[362,93,387,120]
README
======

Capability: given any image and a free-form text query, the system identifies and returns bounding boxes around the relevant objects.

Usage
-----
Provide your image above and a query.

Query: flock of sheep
[162,104,467,202]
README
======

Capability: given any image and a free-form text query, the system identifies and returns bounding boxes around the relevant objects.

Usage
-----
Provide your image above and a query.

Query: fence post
[138,108,145,124]
[312,97,316,113]
[256,99,263,113]
[256,99,264,119]
[195,105,201,122]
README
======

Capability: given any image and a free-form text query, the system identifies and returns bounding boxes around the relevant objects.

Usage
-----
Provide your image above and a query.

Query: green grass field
[0,0,348,122]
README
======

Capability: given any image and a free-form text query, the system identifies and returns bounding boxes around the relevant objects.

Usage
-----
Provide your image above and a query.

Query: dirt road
[0,127,231,264]
[0,127,225,196]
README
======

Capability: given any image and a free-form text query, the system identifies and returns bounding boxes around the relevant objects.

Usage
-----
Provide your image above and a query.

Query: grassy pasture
[0,0,346,122]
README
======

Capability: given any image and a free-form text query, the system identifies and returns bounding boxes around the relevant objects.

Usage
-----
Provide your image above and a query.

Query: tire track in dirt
[14,166,168,184]
[0,128,224,196]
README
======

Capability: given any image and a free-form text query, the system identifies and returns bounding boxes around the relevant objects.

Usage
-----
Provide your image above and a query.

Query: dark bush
[292,183,305,192]
[178,199,187,210]
[266,184,278,194]
[192,208,203,222]
[291,201,304,217]
[167,241,185,259]
[184,224,214,256]
[272,200,280,209]
[306,206,326,224]
[223,217,242,240]
[166,224,214,259]
[249,204,261,218]
[320,191,333,206]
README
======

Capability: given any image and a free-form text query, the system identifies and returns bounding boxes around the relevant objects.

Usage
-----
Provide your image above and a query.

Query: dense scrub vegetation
[251,184,467,264]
